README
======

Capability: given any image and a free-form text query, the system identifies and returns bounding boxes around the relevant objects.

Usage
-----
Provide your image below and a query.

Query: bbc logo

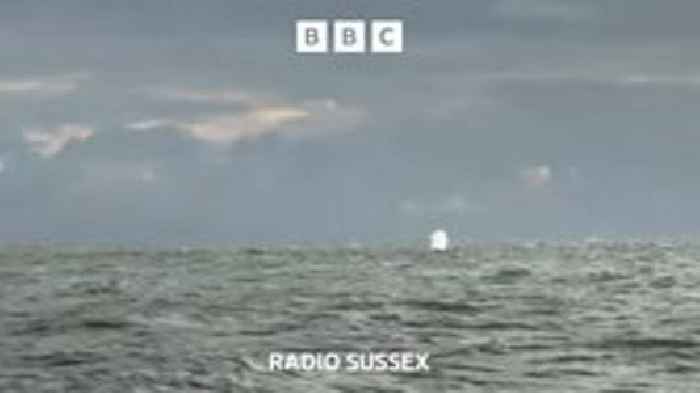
[295,19,403,54]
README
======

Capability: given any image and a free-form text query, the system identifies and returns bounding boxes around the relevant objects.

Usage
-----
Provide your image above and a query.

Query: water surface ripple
[1,243,699,392]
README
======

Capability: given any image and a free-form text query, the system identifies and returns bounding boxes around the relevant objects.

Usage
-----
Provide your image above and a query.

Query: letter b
[333,20,365,53]
[343,28,356,45]
[306,28,319,45]
[296,20,328,53]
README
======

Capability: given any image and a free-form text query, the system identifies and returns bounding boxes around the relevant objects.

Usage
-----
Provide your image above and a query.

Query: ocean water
[1,242,700,392]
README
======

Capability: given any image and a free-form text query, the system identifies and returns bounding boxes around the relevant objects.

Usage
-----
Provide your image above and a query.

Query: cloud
[139,167,157,183]
[521,164,553,187]
[143,87,263,106]
[129,83,368,145]
[474,70,700,90]
[125,119,173,131]
[127,97,366,145]
[0,158,5,174]
[297,99,367,134]
[178,106,311,143]
[400,194,483,217]
[616,74,700,87]
[0,73,88,96]
[493,0,594,21]
[24,124,95,158]
[92,163,158,184]
[69,162,160,197]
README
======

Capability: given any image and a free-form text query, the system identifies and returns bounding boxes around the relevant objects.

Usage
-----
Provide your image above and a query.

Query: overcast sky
[2,0,700,245]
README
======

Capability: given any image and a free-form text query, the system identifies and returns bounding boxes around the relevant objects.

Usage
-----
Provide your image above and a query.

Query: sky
[2,0,700,245]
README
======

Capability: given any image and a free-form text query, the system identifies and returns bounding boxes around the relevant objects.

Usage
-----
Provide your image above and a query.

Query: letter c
[380,28,394,46]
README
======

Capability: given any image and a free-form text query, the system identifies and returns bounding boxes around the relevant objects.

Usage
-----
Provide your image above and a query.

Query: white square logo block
[333,20,366,53]
[296,19,329,53]
[371,19,403,53]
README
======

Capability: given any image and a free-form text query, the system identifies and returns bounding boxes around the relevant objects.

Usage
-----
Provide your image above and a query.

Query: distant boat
[430,229,449,251]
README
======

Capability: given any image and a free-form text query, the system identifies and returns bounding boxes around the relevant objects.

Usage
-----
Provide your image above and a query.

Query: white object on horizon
[430,229,449,251]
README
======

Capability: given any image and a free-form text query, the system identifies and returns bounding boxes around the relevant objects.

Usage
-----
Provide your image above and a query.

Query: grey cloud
[399,195,484,217]
[144,87,259,106]
[74,161,160,192]
[0,73,88,97]
[521,165,553,188]
[493,0,595,21]
[23,124,95,158]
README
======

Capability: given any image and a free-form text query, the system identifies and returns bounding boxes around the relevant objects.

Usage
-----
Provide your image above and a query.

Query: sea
[1,241,699,392]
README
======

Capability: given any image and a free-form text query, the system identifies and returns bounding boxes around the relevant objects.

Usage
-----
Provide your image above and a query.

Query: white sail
[430,229,449,251]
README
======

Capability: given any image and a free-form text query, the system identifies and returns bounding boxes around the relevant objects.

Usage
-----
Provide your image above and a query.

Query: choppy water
[1,242,700,392]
